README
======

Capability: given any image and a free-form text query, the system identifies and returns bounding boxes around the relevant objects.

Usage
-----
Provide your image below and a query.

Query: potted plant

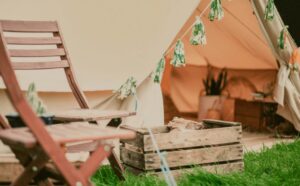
[198,66,227,121]
[6,82,54,128]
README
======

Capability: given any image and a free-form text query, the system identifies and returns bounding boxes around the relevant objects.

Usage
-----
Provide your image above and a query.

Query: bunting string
[164,0,213,56]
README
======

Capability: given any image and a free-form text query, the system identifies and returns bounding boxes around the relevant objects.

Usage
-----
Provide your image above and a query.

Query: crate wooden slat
[125,161,244,178]
[145,126,241,152]
[121,144,243,170]
[120,120,243,178]
[121,124,242,152]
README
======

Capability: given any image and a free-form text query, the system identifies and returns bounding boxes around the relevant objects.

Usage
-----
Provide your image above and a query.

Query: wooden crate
[120,120,243,178]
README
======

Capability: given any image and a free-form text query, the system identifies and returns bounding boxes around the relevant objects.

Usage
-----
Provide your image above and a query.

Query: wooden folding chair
[0,19,136,180]
[0,20,136,185]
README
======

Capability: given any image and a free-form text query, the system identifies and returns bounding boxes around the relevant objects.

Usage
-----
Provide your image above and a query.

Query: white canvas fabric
[93,76,164,128]
[252,0,300,131]
[0,0,201,129]
[0,0,200,91]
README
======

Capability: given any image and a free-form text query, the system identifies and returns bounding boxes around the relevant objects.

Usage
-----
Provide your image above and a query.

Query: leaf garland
[115,76,137,100]
[278,26,289,50]
[190,16,207,46]
[152,57,166,83]
[171,40,185,67]
[26,82,47,115]
[209,0,224,21]
[264,0,275,21]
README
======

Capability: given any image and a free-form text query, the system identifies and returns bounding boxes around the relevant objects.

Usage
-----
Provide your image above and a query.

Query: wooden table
[234,99,278,131]
[54,109,136,127]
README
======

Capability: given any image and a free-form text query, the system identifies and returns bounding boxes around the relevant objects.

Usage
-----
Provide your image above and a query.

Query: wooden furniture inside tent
[0,20,136,185]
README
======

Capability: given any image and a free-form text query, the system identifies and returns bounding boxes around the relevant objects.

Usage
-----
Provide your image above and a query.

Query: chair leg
[10,148,32,167]
[8,146,55,186]
[11,152,49,186]
[34,168,55,186]
[108,150,125,180]
[80,144,112,178]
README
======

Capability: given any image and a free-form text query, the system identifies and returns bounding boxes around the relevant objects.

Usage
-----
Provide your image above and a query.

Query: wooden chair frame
[0,20,133,185]
[3,20,89,108]
[0,115,10,129]
[2,19,127,180]
[3,20,125,127]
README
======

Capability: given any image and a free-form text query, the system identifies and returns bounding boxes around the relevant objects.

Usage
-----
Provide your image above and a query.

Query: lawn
[92,140,300,186]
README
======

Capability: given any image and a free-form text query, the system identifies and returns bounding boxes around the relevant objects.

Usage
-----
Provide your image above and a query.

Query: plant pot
[205,109,221,120]
[6,114,55,128]
[198,95,225,121]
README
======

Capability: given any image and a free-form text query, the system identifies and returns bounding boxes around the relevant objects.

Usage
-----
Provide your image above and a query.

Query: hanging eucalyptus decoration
[26,82,47,115]
[190,16,207,46]
[115,76,137,100]
[278,26,289,50]
[264,0,275,21]
[152,57,166,83]
[209,0,224,21]
[171,40,185,67]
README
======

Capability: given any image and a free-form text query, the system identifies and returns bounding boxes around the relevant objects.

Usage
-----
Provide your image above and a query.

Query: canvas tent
[162,0,277,114]
[162,0,300,130]
[0,0,299,130]
[0,0,201,127]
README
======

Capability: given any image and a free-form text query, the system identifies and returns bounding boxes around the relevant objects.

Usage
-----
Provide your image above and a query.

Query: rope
[146,128,177,186]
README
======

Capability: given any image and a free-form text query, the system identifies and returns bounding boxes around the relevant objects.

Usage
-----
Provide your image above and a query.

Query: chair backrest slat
[6,36,62,45]
[0,20,89,108]
[1,20,58,32]
[12,60,69,70]
[10,48,65,57]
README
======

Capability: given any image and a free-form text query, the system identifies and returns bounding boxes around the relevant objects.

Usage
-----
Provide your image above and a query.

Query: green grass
[92,140,300,186]
[92,166,166,186]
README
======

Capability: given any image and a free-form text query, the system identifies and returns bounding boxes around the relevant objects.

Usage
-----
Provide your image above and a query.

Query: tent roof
[166,0,277,70]
[0,0,200,92]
